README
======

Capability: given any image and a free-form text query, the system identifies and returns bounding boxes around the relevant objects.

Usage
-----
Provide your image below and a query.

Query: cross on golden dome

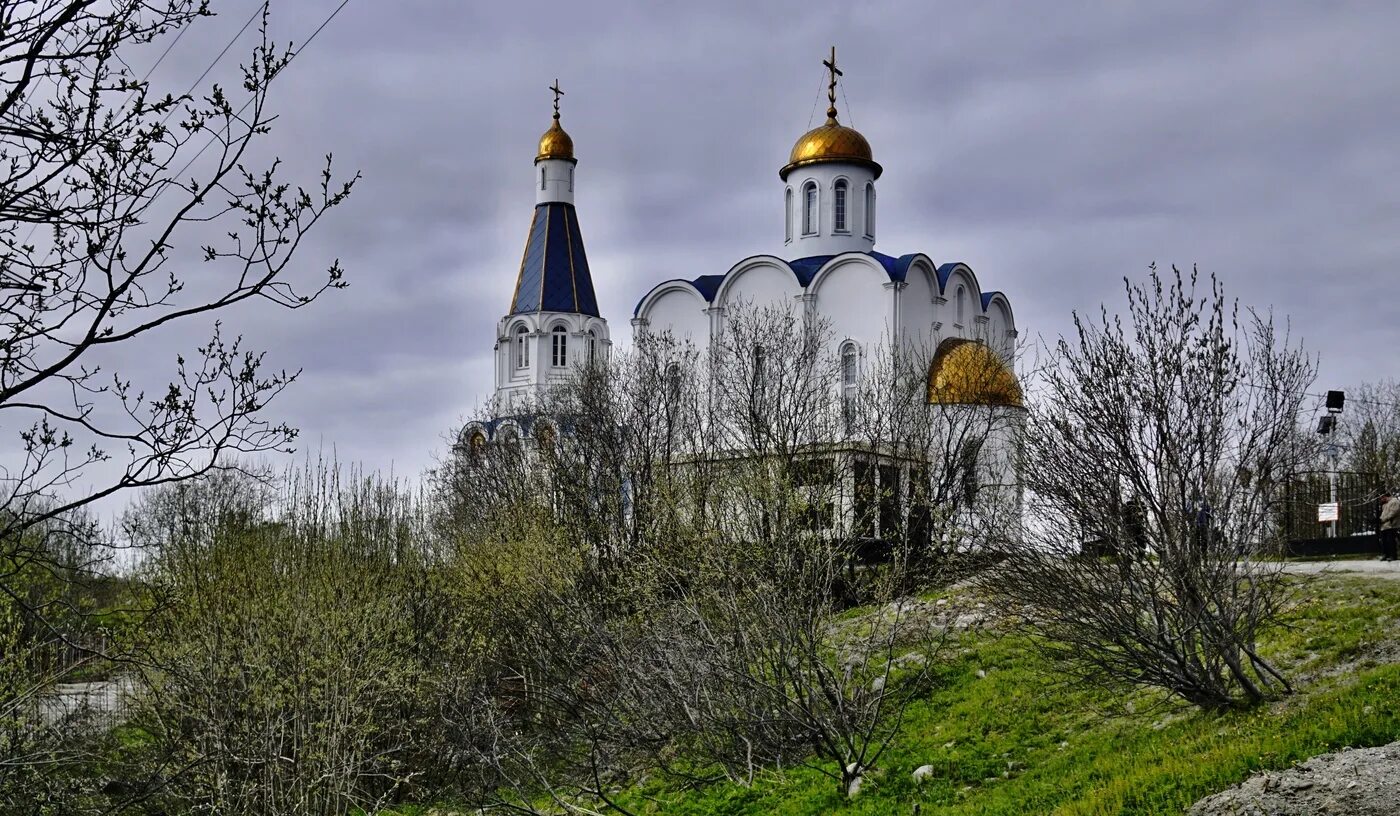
[779,46,881,180]
[549,78,564,121]
[537,78,575,162]
[822,45,842,122]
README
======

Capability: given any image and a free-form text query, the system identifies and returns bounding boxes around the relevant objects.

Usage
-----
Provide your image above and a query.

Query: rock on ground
[1188,741,1400,816]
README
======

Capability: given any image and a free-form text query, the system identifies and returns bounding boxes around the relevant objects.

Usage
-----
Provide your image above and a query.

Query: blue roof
[510,203,600,317]
[691,274,725,301]
[634,251,999,316]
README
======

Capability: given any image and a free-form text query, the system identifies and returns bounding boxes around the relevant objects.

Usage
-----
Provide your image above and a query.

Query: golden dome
[536,117,575,163]
[927,339,1023,408]
[781,115,881,180]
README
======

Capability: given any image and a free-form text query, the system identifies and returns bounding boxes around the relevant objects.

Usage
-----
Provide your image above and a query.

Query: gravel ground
[1189,741,1400,815]
[1281,558,1400,580]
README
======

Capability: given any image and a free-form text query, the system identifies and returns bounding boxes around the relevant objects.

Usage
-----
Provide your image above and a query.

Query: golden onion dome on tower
[536,78,576,163]
[780,47,881,180]
[536,119,574,162]
[780,116,880,180]
[927,339,1023,408]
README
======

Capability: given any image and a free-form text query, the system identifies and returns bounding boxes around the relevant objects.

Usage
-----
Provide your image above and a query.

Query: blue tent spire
[509,202,600,317]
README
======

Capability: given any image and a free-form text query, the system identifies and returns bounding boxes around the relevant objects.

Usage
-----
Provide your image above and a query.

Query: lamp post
[1317,390,1346,538]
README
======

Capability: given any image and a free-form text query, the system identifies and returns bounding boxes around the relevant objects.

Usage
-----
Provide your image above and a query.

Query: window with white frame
[514,325,530,369]
[587,329,598,363]
[864,182,875,237]
[802,182,818,235]
[833,179,849,233]
[956,286,966,325]
[568,166,574,192]
[784,187,793,242]
[551,326,567,367]
[540,168,546,190]
[841,342,858,388]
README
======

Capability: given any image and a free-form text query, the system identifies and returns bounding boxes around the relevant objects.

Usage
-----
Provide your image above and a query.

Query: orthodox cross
[550,78,564,120]
[822,46,842,120]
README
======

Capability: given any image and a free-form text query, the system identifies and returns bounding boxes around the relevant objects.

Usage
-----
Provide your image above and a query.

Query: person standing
[1379,492,1400,561]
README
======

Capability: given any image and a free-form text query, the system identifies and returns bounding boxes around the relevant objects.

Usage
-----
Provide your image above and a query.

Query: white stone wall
[493,310,610,411]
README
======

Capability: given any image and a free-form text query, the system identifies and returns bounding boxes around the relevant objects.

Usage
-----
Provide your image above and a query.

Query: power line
[161,0,353,189]
[16,2,264,249]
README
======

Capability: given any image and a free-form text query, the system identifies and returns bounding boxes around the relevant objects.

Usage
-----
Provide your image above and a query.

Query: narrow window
[567,166,574,192]
[551,326,567,367]
[956,286,966,325]
[587,329,598,363]
[665,362,682,404]
[784,187,793,242]
[753,345,767,383]
[834,179,848,233]
[864,183,875,237]
[841,342,858,388]
[803,182,818,235]
[540,167,546,190]
[515,326,530,369]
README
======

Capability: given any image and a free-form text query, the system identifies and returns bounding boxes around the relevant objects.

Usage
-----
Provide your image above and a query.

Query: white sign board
[1317,502,1340,523]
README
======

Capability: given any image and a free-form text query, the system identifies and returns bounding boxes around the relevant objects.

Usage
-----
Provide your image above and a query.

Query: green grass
[424,575,1400,815]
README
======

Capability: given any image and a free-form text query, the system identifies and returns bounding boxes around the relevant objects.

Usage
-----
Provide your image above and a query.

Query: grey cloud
[82,0,1400,498]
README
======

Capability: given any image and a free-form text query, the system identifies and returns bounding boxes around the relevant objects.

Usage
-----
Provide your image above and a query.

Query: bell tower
[493,81,610,411]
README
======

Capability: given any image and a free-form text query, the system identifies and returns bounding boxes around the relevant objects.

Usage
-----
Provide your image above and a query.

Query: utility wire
[160,0,353,190]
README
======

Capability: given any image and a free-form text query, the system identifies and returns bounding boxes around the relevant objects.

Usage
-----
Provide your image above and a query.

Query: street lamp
[1316,391,1345,538]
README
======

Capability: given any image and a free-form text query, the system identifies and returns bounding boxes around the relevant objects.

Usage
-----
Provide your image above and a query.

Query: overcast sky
[108,0,1400,490]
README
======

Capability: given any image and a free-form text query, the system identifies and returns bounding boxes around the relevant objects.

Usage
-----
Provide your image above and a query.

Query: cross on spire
[822,45,842,122]
[549,78,564,121]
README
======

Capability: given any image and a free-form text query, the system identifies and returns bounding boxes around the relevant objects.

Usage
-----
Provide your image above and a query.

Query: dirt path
[1189,741,1400,815]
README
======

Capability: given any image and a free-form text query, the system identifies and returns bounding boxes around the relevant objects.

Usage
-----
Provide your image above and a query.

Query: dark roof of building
[510,202,600,317]
[632,251,1004,319]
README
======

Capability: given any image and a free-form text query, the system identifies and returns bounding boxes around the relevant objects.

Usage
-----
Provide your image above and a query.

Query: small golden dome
[927,339,1023,408]
[781,116,880,180]
[536,117,575,163]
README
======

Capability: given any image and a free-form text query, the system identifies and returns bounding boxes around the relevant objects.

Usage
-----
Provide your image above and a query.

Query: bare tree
[0,0,354,574]
[988,265,1316,710]
[0,2,354,807]
[1341,380,1400,489]
[435,304,1008,807]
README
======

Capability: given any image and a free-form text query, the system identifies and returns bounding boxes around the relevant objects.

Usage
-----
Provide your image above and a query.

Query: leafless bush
[986,265,1316,710]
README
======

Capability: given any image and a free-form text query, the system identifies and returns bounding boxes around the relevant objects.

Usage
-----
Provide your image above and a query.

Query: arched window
[499,426,520,453]
[864,182,875,237]
[514,325,530,369]
[587,329,598,363]
[956,286,967,325]
[802,182,818,235]
[784,187,793,242]
[540,167,547,190]
[833,179,849,233]
[841,342,858,388]
[465,429,487,465]
[665,362,682,404]
[551,326,568,367]
[753,345,767,383]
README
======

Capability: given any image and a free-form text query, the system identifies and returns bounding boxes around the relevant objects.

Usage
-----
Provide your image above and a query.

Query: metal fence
[1281,470,1383,543]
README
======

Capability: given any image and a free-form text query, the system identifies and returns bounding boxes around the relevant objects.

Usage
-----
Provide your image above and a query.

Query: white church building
[472,57,1023,544]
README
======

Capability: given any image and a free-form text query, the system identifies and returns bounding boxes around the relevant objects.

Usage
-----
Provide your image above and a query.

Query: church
[471,53,1023,539]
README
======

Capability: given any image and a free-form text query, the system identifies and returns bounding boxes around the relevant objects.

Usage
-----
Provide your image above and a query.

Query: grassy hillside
[605,574,1400,815]
[440,573,1392,816]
